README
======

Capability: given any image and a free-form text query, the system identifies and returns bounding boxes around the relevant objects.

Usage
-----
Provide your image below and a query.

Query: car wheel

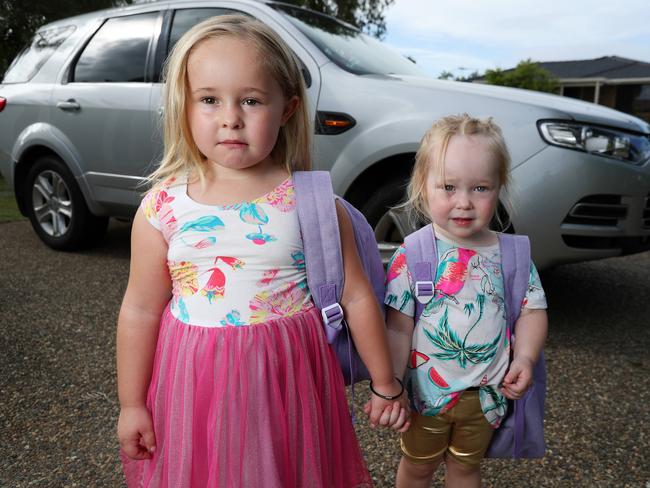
[24,155,108,250]
[491,201,515,234]
[361,180,419,264]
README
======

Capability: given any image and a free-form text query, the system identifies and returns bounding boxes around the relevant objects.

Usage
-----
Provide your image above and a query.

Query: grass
[0,175,26,223]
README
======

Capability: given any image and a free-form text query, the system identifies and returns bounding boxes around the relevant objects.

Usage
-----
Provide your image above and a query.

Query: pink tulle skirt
[121,305,372,488]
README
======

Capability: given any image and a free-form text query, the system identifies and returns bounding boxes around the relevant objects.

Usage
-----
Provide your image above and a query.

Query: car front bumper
[510,145,650,269]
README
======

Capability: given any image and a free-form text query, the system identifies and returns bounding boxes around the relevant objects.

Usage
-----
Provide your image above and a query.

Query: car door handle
[56,99,81,111]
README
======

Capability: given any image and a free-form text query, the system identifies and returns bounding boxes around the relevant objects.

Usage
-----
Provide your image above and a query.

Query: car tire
[361,180,419,264]
[24,155,108,251]
[491,201,514,234]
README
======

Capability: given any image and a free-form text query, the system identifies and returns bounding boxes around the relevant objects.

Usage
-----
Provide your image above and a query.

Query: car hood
[372,74,650,134]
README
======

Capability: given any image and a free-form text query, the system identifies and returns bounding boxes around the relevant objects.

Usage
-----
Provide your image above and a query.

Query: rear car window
[153,8,239,81]
[73,12,158,83]
[168,8,236,53]
[3,25,76,83]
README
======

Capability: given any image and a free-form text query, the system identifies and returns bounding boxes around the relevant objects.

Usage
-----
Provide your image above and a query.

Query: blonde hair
[148,14,312,187]
[405,113,511,227]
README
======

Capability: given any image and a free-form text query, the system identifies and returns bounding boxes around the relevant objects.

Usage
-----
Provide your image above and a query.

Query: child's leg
[443,390,494,488]
[444,455,480,488]
[396,411,451,488]
[396,455,442,488]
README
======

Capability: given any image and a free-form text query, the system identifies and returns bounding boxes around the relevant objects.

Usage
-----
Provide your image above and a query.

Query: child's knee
[445,453,481,476]
[400,456,439,479]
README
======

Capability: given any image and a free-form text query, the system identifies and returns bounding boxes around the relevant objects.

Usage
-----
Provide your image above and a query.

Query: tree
[438,70,481,82]
[484,59,559,93]
[0,0,133,74]
[284,0,394,39]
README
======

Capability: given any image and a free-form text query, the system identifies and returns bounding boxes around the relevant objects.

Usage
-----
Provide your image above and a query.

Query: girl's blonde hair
[148,14,312,187]
[406,113,511,226]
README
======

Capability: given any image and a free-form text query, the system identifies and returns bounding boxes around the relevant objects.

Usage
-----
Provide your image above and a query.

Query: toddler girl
[116,14,407,488]
[385,114,548,488]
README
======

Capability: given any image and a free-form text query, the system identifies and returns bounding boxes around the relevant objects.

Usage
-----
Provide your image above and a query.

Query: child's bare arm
[116,209,172,459]
[386,308,414,380]
[502,308,547,399]
[335,202,408,428]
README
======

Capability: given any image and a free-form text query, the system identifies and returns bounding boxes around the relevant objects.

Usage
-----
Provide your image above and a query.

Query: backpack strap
[293,171,345,340]
[497,233,531,334]
[404,224,438,323]
[497,232,532,457]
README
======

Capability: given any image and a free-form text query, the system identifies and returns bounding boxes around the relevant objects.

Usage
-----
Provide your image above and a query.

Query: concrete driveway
[1,220,649,487]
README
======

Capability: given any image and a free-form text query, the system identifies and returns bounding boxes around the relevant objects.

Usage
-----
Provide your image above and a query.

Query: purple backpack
[293,171,386,386]
[404,225,546,459]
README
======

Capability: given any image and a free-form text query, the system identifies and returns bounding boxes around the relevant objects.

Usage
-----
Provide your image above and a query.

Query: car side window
[160,8,311,87]
[168,8,237,53]
[73,12,158,83]
[3,26,76,83]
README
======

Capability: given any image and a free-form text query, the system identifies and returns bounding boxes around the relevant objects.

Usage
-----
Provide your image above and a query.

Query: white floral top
[141,176,313,327]
[385,233,547,427]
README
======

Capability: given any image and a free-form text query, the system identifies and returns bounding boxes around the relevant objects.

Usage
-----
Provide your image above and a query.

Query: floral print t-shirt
[141,176,313,327]
[385,232,547,427]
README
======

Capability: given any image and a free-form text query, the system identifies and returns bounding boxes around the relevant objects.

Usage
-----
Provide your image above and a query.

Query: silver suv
[1,0,649,269]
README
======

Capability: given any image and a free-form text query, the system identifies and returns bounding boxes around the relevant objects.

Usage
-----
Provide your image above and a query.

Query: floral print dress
[141,176,313,327]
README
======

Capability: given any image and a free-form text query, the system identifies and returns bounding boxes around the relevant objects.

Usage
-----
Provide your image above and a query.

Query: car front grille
[561,194,650,252]
[562,195,627,227]
[562,235,650,252]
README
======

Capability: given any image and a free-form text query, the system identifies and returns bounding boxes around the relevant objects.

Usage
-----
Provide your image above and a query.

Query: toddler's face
[185,36,298,174]
[425,134,500,245]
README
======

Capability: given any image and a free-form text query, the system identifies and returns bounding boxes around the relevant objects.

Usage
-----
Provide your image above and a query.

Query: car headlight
[538,121,650,165]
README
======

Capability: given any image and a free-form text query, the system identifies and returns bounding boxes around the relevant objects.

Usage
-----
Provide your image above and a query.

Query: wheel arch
[343,152,416,210]
[12,122,105,216]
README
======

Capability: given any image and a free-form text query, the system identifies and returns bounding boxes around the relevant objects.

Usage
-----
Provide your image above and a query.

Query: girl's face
[425,134,500,245]
[186,36,298,174]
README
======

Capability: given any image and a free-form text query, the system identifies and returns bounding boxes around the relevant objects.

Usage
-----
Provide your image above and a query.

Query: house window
[563,86,595,103]
[616,84,650,123]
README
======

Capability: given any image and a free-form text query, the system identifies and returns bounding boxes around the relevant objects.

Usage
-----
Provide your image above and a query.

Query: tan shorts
[400,390,494,468]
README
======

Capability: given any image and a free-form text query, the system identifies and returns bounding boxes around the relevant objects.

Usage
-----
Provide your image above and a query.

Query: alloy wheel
[31,170,73,237]
[373,207,419,264]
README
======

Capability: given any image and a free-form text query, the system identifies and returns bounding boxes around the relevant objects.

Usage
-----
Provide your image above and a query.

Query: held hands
[501,356,534,400]
[362,378,411,433]
[118,405,157,460]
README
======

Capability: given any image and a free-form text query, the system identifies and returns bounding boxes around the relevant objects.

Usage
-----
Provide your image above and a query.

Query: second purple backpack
[293,171,386,386]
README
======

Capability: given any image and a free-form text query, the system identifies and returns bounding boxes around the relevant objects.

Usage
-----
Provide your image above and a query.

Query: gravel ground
[1,219,649,487]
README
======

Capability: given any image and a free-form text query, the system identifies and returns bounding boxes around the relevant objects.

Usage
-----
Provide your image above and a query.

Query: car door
[50,10,163,214]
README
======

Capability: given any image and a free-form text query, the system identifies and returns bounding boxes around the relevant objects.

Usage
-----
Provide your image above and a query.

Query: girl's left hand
[501,357,534,400]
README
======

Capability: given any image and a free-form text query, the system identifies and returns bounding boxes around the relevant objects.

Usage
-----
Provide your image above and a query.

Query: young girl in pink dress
[116,14,409,488]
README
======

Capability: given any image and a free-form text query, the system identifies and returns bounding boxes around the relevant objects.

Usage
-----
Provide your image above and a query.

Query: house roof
[536,56,650,80]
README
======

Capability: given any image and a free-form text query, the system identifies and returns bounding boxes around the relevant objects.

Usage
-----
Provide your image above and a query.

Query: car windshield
[271,3,426,76]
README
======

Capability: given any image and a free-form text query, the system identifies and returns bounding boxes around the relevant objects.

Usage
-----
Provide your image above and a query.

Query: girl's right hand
[118,405,156,460]
[363,379,411,432]
[363,399,411,433]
